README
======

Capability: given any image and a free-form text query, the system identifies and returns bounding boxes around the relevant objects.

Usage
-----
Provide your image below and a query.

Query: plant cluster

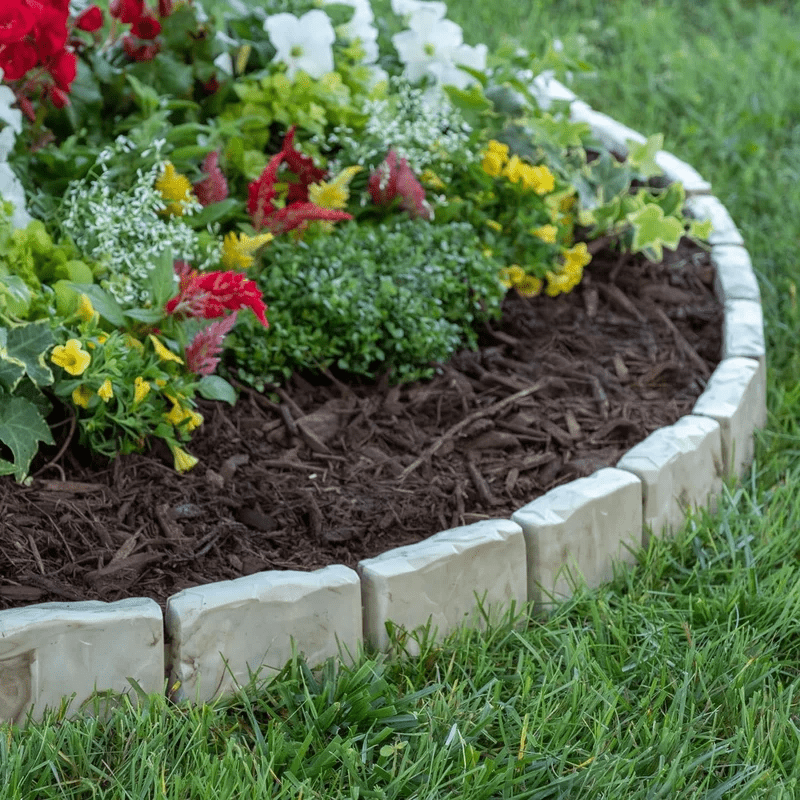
[0,0,710,481]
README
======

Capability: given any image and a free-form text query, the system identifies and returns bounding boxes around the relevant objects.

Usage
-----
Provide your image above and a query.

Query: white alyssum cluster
[0,69,31,229]
[61,138,220,306]
[323,78,475,179]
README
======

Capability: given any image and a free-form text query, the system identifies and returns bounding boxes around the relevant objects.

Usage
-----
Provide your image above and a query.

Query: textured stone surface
[529,73,577,109]
[616,415,723,545]
[654,150,712,194]
[569,104,646,156]
[166,565,362,704]
[693,357,767,477]
[711,245,761,303]
[511,468,642,607]
[0,598,163,726]
[358,519,526,654]
[723,299,765,361]
[684,195,745,246]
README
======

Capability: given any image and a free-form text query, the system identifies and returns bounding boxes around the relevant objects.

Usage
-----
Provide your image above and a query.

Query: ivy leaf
[627,203,685,261]
[0,394,54,482]
[4,320,54,387]
[626,133,664,179]
[688,218,713,241]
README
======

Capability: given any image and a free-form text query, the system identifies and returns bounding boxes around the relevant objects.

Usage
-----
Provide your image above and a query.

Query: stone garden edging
[0,78,767,726]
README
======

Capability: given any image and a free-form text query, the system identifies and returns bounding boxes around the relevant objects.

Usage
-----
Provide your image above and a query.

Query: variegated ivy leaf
[0,394,54,482]
[627,203,685,262]
[626,134,664,180]
[3,320,54,388]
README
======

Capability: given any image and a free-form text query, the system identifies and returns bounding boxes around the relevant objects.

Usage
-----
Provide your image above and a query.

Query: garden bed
[0,236,721,611]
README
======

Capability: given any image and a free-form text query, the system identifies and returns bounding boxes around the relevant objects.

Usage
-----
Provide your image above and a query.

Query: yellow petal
[169,443,199,473]
[148,334,184,364]
[51,339,91,376]
[72,385,94,408]
[97,379,114,402]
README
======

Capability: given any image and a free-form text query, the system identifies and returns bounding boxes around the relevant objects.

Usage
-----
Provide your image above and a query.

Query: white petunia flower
[391,0,447,21]
[392,8,464,84]
[426,41,488,89]
[264,10,336,80]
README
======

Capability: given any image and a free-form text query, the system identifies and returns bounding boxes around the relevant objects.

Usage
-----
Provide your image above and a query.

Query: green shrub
[227,219,505,388]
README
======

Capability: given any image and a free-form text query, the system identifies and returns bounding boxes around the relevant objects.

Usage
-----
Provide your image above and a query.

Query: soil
[0,238,722,612]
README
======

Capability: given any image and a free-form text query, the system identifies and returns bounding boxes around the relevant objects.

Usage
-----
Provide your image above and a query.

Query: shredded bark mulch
[0,239,722,612]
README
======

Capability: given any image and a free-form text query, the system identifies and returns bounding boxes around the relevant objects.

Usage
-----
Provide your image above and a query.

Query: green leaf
[4,320,54,387]
[148,248,177,308]
[627,203,685,261]
[0,328,25,392]
[184,198,243,230]
[626,133,664,179]
[688,218,713,241]
[197,375,237,405]
[0,394,54,482]
[123,308,164,324]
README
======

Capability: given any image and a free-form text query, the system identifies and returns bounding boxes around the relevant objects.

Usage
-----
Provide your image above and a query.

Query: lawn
[3,0,800,797]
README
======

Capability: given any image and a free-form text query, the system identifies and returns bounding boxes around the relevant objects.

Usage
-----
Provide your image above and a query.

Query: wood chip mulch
[0,238,722,611]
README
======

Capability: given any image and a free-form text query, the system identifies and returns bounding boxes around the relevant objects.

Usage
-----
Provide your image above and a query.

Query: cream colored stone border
[0,80,767,725]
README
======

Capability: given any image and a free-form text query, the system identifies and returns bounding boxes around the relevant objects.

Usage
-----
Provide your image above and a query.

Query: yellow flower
[563,242,592,276]
[155,162,195,217]
[123,334,144,353]
[97,379,114,403]
[133,376,151,405]
[76,294,97,323]
[532,224,558,244]
[487,140,509,159]
[545,244,591,297]
[515,274,544,297]
[148,334,183,364]
[420,169,445,189]
[51,339,91,376]
[498,264,526,289]
[168,442,199,473]
[221,231,274,270]
[72,385,94,408]
[482,151,505,178]
[486,219,503,233]
[166,400,203,433]
[308,166,361,210]
[520,164,555,195]
[502,155,524,184]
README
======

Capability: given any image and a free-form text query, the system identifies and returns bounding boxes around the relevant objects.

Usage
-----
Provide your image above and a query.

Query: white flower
[391,0,447,20]
[392,8,464,83]
[264,10,336,80]
[427,42,488,89]
[322,0,379,63]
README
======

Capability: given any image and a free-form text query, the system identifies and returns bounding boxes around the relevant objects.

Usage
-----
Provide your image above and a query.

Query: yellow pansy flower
[76,294,97,323]
[133,376,151,405]
[97,379,114,403]
[498,264,526,289]
[168,442,199,473]
[502,155,524,184]
[148,334,183,364]
[481,151,505,177]
[221,231,274,270]
[51,339,91,376]
[155,162,195,217]
[520,164,555,195]
[166,400,203,433]
[308,166,361,210]
[72,385,94,408]
[532,224,558,244]
[563,242,592,276]
[486,139,509,158]
[515,274,544,297]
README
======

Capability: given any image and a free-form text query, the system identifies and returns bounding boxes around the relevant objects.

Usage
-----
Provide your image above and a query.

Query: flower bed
[0,0,765,723]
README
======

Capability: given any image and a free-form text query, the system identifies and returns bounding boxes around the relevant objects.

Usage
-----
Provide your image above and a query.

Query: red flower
[0,40,38,80]
[0,1,36,45]
[30,3,69,59]
[193,151,229,206]
[47,48,76,90]
[165,264,269,328]
[109,0,144,24]
[157,0,173,17]
[122,34,159,61]
[265,203,352,236]
[368,151,432,220]
[46,84,69,108]
[75,5,104,33]
[184,311,239,375]
[131,13,161,40]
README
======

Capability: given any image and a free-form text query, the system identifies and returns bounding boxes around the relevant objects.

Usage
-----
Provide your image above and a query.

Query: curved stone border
[0,78,767,724]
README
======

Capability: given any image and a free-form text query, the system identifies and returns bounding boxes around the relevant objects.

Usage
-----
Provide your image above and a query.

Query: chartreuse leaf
[0,394,54,482]
[627,133,664,179]
[688,218,714,241]
[627,203,685,261]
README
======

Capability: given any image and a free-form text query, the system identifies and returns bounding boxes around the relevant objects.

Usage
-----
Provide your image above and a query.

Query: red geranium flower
[109,0,144,24]
[75,6,104,33]
[131,13,161,40]
[0,1,36,45]
[47,48,76,90]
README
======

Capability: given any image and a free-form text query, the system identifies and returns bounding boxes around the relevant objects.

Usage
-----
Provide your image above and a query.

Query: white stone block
[711,245,760,303]
[0,598,163,727]
[654,150,712,194]
[165,565,362,704]
[616,415,723,545]
[693,357,767,477]
[684,195,745,246]
[569,104,646,156]
[723,299,765,361]
[358,519,526,654]
[511,468,642,607]
[530,73,577,109]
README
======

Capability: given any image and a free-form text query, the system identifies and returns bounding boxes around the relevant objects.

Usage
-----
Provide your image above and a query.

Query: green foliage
[228,219,505,389]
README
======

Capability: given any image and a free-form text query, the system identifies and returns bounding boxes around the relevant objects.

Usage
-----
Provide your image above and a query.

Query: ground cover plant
[2,0,800,796]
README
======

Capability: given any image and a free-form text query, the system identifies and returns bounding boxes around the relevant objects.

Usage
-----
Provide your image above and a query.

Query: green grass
[4,0,800,796]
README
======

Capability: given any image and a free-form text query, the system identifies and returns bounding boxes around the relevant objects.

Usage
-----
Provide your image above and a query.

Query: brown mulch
[0,238,722,612]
